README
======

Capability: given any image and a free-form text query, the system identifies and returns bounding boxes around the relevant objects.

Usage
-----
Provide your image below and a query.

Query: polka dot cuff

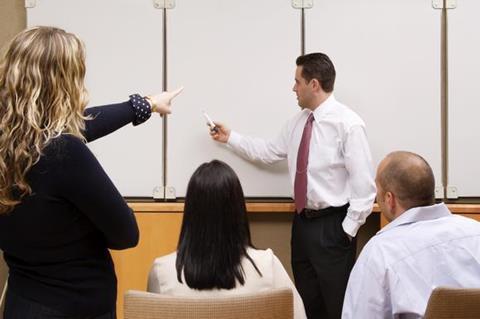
[129,94,152,126]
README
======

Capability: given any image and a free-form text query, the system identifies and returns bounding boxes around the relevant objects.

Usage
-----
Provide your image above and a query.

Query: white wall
[448,0,480,197]
[28,0,478,198]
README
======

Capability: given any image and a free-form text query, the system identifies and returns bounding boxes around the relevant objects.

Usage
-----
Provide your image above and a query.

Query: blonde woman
[0,26,182,319]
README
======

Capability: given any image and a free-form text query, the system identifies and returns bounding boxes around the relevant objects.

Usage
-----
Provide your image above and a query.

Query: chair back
[424,287,480,319]
[124,288,293,319]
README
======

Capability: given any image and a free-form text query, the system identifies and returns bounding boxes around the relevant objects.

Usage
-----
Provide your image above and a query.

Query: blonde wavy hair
[0,26,89,214]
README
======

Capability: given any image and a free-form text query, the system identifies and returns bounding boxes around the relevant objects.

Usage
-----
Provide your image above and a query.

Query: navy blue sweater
[0,100,148,316]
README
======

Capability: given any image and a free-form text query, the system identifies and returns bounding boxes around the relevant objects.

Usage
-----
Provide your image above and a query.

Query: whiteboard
[448,0,480,197]
[306,0,443,191]
[167,0,299,197]
[28,0,166,196]
[27,0,461,198]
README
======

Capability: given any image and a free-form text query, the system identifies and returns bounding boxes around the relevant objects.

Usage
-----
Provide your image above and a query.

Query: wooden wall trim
[128,202,480,214]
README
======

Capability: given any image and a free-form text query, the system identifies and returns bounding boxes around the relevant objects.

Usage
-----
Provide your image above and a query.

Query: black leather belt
[300,203,349,219]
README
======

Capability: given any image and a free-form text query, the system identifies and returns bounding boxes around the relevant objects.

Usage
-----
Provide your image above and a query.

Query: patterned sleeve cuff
[129,94,152,126]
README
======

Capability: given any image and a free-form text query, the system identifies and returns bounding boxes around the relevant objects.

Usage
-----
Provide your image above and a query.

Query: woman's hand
[148,87,184,115]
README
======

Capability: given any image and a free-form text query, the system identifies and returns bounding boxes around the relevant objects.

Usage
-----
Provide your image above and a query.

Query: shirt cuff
[342,214,362,237]
[227,130,242,148]
[129,94,152,126]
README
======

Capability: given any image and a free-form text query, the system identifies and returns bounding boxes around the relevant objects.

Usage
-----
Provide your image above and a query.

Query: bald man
[342,151,480,319]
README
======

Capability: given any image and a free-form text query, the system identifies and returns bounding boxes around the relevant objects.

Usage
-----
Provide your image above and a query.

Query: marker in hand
[203,111,218,133]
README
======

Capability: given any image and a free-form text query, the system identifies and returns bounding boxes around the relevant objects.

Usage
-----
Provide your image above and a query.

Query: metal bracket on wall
[435,186,444,199]
[153,186,176,200]
[292,0,313,9]
[432,0,457,9]
[25,0,37,8]
[153,0,175,10]
[446,185,458,199]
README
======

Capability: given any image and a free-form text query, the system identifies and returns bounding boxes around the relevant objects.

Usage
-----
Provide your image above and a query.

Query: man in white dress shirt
[342,151,480,319]
[211,53,376,319]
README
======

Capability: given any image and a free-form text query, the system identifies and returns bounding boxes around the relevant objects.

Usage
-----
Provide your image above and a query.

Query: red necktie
[294,113,314,213]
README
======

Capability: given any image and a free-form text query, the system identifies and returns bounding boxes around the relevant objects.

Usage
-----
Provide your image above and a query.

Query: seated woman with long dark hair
[147,160,306,319]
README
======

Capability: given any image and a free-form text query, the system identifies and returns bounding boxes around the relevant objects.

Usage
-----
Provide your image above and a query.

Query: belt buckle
[303,209,315,218]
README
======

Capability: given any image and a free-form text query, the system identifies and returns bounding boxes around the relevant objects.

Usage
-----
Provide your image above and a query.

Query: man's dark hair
[176,160,261,290]
[296,52,336,92]
[377,151,435,210]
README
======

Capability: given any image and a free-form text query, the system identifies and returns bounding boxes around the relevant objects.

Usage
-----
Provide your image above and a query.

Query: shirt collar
[377,203,452,235]
[312,94,336,122]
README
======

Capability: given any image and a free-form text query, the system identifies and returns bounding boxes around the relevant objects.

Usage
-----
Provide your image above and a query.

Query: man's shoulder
[407,212,480,239]
[451,213,480,224]
[369,213,480,264]
[449,214,480,234]
[330,100,366,128]
[359,228,412,265]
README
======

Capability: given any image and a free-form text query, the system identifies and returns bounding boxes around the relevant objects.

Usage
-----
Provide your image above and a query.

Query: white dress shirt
[342,203,480,319]
[147,248,307,319]
[228,95,376,236]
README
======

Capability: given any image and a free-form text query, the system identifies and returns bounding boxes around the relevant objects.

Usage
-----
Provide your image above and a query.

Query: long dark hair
[176,160,261,290]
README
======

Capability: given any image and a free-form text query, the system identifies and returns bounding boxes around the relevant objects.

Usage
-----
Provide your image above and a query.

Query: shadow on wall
[0,0,26,48]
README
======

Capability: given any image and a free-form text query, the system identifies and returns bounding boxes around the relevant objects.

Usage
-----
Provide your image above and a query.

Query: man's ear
[310,78,324,93]
[386,191,396,211]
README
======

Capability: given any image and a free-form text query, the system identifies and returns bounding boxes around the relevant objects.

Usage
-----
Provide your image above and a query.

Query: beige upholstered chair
[124,288,293,319]
[424,287,480,319]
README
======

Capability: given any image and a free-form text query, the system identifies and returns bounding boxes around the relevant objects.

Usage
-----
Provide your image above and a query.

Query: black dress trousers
[291,206,356,319]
